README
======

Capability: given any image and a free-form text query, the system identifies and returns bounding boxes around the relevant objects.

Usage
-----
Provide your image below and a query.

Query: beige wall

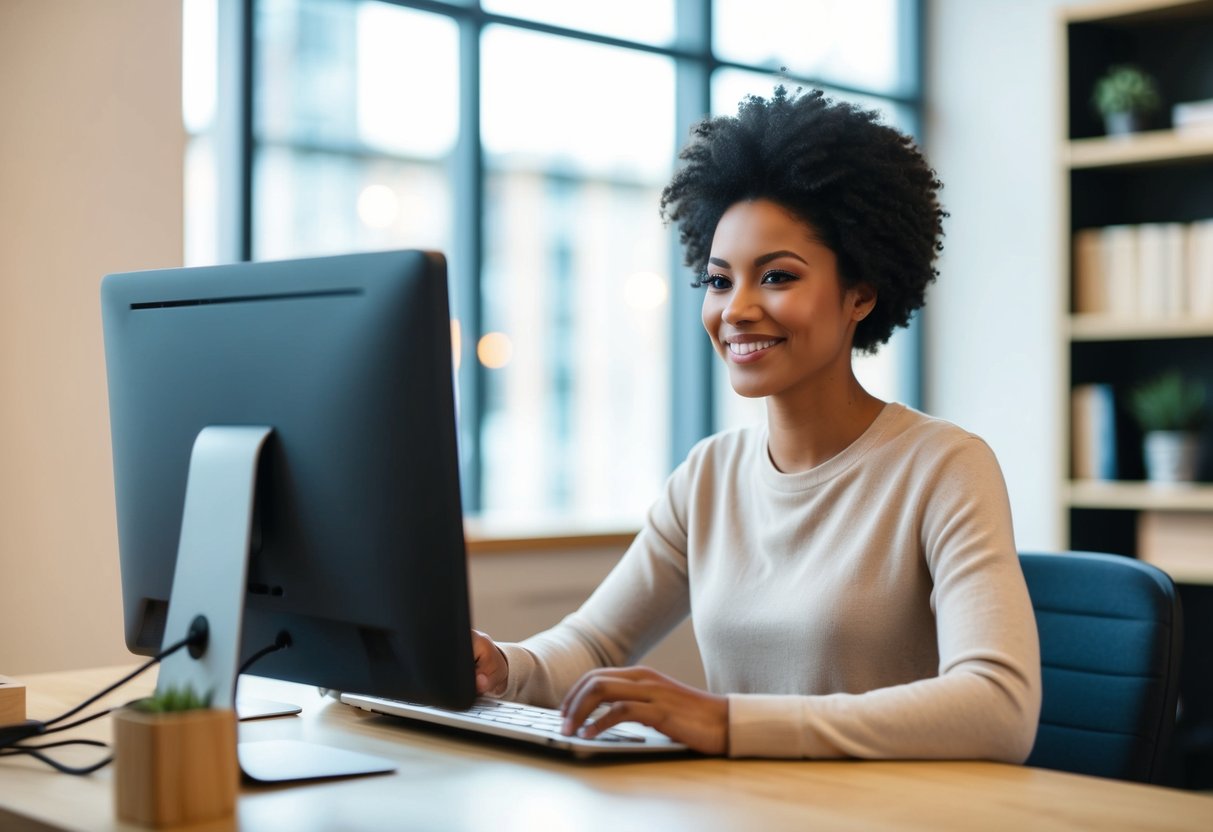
[0,0,184,674]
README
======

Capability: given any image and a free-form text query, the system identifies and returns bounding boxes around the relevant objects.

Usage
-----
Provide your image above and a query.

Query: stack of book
[1173,98,1213,132]
[1072,220,1213,318]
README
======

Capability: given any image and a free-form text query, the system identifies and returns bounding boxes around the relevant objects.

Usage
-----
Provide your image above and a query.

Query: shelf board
[1063,0,1213,25]
[1068,315,1213,340]
[1068,480,1213,511]
[1066,129,1213,169]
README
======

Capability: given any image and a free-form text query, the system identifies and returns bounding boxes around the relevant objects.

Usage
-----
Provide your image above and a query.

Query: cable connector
[187,615,210,659]
[0,719,45,746]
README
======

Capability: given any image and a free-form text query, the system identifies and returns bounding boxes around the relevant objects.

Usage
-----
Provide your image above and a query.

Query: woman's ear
[851,284,877,322]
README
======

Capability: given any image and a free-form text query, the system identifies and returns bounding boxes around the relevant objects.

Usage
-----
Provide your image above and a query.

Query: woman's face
[701,199,873,400]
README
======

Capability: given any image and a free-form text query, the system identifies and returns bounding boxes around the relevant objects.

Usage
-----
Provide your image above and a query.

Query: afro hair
[660,86,945,354]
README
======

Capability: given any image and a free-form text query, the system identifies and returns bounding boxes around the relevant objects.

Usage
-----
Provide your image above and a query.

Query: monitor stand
[236,696,301,721]
[155,426,396,783]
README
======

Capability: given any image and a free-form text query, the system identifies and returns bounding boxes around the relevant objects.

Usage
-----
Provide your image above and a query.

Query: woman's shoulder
[885,403,989,448]
[880,404,1003,475]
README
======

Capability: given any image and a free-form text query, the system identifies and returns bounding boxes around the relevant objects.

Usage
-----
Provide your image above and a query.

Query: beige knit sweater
[499,403,1042,761]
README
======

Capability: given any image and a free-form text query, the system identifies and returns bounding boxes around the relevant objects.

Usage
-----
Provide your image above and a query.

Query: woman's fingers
[470,629,509,696]
[558,666,729,755]
[560,665,656,715]
[561,675,652,736]
[577,700,664,738]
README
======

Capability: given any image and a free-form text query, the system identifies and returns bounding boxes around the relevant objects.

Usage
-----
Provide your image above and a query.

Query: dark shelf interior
[1069,507,1139,555]
[1070,165,1213,230]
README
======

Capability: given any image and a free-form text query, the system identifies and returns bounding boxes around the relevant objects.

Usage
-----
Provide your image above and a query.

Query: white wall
[0,1,184,674]
[923,0,1104,552]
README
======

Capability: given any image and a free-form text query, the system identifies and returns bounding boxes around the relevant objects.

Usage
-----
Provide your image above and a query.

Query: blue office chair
[1019,551,1183,783]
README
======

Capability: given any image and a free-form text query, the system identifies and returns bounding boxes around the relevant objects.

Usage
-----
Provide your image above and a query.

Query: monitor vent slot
[131,288,363,310]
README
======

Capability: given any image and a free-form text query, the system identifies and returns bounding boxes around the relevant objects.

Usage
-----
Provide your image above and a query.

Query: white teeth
[728,339,778,355]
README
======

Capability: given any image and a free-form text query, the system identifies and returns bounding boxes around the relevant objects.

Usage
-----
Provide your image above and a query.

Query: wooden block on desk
[0,675,26,724]
[113,707,238,827]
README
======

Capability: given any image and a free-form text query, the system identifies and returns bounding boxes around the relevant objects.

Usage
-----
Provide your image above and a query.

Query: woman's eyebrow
[708,250,810,269]
[754,250,809,267]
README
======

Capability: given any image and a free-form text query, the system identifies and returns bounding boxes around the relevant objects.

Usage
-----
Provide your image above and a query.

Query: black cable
[42,636,193,729]
[0,637,193,756]
[0,631,287,777]
[0,631,201,775]
[237,630,291,677]
[1,742,114,776]
[39,699,143,737]
[0,738,108,754]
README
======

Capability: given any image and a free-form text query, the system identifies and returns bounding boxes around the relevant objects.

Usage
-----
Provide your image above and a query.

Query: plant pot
[1104,111,1148,136]
[1142,431,1201,483]
[113,706,238,827]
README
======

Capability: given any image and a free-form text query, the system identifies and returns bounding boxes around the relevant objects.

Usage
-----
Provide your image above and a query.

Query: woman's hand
[470,629,509,696]
[559,666,729,755]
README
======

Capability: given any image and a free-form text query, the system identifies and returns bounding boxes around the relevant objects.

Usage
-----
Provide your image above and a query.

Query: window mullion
[454,13,485,512]
[668,0,714,467]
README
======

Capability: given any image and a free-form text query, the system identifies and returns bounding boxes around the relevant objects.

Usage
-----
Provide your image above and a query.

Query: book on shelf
[1072,221,1213,320]
[1105,225,1138,318]
[1073,228,1104,314]
[1135,223,1186,318]
[1071,383,1117,481]
[1190,219,1213,316]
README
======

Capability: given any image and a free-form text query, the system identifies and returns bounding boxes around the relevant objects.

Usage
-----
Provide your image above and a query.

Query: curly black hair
[660,86,945,354]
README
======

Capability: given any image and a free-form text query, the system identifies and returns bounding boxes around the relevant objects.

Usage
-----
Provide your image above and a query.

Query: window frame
[212,0,924,514]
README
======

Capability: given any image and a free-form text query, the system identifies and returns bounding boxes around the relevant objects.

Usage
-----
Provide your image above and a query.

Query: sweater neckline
[757,402,904,492]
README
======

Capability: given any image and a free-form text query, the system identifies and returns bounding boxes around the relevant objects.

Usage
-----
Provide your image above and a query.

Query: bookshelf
[1060,0,1213,587]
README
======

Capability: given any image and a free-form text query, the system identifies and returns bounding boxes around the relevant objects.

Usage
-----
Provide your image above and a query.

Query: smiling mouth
[727,339,782,356]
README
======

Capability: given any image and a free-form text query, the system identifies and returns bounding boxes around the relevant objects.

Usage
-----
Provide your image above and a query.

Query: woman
[471,87,1041,761]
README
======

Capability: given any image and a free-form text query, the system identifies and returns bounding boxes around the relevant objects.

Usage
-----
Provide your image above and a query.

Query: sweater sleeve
[727,437,1042,762]
[496,458,696,708]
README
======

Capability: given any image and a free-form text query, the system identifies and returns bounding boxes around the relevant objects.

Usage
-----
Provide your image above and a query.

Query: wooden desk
[2,667,1211,831]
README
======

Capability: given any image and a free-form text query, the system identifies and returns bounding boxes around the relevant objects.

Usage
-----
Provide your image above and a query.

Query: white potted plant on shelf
[1092,64,1162,136]
[1127,371,1207,483]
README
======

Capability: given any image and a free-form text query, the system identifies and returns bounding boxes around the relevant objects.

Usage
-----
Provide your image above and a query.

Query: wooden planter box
[112,707,238,827]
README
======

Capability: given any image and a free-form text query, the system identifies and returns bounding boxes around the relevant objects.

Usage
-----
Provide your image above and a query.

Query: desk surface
[2,667,1211,832]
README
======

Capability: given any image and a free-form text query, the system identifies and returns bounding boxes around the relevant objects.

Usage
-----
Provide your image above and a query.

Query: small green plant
[1091,64,1162,116]
[1127,372,1208,433]
[133,684,213,713]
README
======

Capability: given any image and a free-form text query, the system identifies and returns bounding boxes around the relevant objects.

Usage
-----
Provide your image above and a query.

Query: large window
[184,0,922,527]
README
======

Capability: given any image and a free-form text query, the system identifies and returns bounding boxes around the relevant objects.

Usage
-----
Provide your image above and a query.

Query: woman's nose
[722,284,760,325]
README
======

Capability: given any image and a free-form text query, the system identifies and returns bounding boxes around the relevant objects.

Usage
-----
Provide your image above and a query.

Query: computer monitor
[100,250,476,730]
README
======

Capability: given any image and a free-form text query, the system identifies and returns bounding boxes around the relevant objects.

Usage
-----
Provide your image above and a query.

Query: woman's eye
[705,275,732,291]
[761,270,796,284]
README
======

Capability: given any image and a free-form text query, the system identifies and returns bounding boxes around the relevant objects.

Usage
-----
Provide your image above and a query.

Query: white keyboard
[461,698,647,742]
[339,692,689,758]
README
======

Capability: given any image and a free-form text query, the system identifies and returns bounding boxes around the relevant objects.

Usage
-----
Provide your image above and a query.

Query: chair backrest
[1019,551,1182,783]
